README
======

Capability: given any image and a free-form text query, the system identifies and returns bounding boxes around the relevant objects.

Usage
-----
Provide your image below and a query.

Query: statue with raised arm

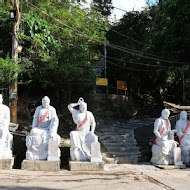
[68,97,100,161]
[0,94,13,158]
[151,109,177,165]
[26,96,60,160]
[176,111,190,164]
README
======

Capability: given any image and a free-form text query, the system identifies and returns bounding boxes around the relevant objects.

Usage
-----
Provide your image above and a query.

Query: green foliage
[0,57,23,87]
[0,7,12,58]
[106,0,190,104]
[92,0,113,16]
[15,0,109,91]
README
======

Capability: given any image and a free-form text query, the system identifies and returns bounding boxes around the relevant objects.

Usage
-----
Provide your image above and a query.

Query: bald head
[161,109,170,119]
[42,96,50,108]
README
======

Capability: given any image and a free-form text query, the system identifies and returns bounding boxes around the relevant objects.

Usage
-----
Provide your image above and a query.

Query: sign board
[96,78,108,86]
[117,80,127,90]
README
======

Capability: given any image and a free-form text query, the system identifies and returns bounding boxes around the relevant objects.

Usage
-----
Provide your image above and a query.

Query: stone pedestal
[174,147,183,165]
[69,161,104,171]
[155,164,186,170]
[21,160,60,171]
[47,139,60,161]
[0,158,14,170]
[91,142,102,162]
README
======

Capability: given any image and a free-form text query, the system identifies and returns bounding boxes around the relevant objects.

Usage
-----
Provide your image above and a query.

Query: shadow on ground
[13,135,70,169]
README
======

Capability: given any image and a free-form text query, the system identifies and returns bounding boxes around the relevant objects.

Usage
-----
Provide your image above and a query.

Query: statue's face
[181,111,187,120]
[42,97,50,108]
[79,104,86,113]
[162,109,170,119]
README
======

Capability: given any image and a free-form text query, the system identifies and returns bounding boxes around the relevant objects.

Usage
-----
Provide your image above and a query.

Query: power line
[100,54,172,68]
[58,1,186,64]
[111,6,128,13]
[107,60,163,72]
[25,0,188,66]
[107,43,186,65]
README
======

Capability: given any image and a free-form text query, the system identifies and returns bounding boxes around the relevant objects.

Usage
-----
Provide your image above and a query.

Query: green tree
[92,0,113,16]
[17,0,109,95]
[106,0,190,105]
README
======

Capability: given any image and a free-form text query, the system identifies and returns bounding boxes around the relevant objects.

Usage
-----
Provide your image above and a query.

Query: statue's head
[78,97,87,113]
[0,94,2,104]
[42,96,50,108]
[161,109,170,119]
[180,111,187,120]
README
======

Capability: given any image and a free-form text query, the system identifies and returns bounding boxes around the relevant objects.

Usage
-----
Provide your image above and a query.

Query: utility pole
[104,39,107,78]
[10,0,20,123]
[104,39,108,94]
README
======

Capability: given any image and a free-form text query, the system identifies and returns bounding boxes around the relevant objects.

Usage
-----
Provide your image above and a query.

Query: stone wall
[82,93,135,126]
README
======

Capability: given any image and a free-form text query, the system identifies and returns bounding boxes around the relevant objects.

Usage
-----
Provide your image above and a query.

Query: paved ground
[0,164,190,190]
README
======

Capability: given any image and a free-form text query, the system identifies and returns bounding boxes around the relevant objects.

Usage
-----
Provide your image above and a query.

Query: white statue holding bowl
[151,109,177,165]
[26,96,60,160]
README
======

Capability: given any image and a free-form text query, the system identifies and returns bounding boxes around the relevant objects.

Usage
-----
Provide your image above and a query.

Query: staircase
[96,119,154,164]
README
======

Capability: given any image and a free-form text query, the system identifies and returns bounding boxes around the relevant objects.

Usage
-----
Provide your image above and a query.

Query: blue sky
[112,0,158,20]
[82,0,158,20]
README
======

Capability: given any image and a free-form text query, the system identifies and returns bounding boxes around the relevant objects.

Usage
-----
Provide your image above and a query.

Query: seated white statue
[68,97,99,161]
[176,111,190,164]
[151,109,177,165]
[0,94,13,158]
[26,96,60,160]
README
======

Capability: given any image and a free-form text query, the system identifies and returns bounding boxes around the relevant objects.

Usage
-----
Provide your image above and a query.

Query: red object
[77,115,88,130]
[36,109,49,127]
[178,120,190,146]
[152,119,169,146]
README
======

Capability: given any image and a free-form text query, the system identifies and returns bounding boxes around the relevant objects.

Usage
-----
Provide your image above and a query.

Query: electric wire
[106,60,164,72]
[25,0,188,67]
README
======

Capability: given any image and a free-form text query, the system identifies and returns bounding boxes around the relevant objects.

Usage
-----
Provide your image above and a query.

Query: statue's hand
[78,97,84,105]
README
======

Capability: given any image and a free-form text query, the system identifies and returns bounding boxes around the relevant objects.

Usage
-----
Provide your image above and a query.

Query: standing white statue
[176,111,190,164]
[151,109,177,165]
[26,96,60,160]
[0,94,13,158]
[68,97,101,161]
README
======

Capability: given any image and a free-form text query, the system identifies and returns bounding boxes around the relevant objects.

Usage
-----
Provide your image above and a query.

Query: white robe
[70,111,98,161]
[26,105,60,160]
[0,104,12,158]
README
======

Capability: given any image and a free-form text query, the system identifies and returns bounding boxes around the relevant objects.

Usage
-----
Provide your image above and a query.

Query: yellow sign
[96,78,108,86]
[117,80,127,90]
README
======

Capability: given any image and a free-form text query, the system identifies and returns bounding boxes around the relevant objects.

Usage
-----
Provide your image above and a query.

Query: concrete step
[102,142,137,147]
[99,134,134,140]
[100,139,137,144]
[96,131,134,136]
[105,146,140,152]
[106,151,141,158]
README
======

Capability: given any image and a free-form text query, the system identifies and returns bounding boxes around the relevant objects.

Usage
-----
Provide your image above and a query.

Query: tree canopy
[106,0,190,105]
[0,0,110,96]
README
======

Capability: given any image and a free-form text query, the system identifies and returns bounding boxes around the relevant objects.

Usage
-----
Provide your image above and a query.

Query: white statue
[68,97,101,161]
[0,94,13,158]
[151,109,177,165]
[176,111,190,164]
[26,96,60,160]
